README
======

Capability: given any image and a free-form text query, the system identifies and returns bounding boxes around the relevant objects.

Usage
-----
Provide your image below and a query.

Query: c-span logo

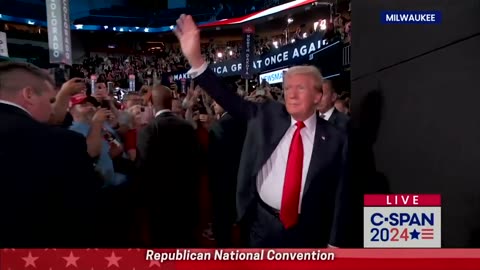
[364,194,441,248]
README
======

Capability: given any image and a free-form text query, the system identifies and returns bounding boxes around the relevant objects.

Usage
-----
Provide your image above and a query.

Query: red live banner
[2,249,480,270]
[364,194,442,206]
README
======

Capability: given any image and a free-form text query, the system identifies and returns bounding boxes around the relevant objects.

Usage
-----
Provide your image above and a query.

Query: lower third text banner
[1,249,480,270]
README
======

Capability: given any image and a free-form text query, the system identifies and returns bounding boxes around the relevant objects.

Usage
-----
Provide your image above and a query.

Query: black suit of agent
[0,103,101,247]
[328,108,350,132]
[208,112,247,247]
[136,86,202,248]
[193,68,353,248]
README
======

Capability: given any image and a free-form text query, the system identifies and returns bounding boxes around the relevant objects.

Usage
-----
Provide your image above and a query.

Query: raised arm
[174,14,259,120]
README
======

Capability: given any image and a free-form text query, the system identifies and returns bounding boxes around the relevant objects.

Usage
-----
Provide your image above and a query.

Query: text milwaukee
[386,14,436,22]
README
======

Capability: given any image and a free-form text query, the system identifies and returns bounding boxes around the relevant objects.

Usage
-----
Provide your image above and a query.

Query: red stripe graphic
[199,0,316,28]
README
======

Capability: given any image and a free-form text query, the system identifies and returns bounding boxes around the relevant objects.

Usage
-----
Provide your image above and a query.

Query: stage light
[229,51,233,56]
[104,25,109,29]
[287,18,293,24]
[291,39,295,43]
[170,25,174,30]
[74,24,83,29]
[113,27,116,31]
[273,41,278,48]
[27,20,35,25]
[135,26,139,29]
[144,28,149,32]
[119,28,124,32]
[217,52,223,58]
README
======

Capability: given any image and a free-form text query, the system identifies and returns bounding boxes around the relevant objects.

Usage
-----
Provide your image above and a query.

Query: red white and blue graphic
[364,194,441,248]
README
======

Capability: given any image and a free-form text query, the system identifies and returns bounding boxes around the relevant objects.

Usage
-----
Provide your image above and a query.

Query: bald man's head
[151,84,173,110]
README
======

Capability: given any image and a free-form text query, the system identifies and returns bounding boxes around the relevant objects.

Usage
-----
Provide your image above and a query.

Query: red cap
[70,94,88,107]
[69,94,100,107]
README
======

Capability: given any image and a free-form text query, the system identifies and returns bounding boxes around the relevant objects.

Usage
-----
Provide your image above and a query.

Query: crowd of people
[0,14,353,248]
[64,10,353,99]
[1,0,355,247]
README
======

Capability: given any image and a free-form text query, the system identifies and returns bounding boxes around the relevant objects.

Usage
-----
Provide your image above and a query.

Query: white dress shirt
[257,113,317,212]
[155,109,171,118]
[319,106,335,121]
[187,62,210,79]
[0,100,31,116]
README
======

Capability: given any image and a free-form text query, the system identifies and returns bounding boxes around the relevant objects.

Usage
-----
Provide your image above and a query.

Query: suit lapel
[303,115,331,196]
[252,106,291,177]
[328,109,338,126]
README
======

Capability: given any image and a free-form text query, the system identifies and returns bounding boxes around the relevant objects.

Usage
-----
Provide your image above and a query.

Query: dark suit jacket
[194,69,353,247]
[208,113,246,221]
[136,111,201,228]
[328,108,350,131]
[0,103,101,247]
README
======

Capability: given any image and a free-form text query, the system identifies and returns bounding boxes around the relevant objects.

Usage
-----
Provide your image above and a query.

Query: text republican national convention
[146,249,335,263]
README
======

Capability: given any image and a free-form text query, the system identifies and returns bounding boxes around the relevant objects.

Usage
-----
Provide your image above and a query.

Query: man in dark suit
[0,62,101,247]
[136,84,201,247]
[318,80,350,131]
[208,101,246,247]
[174,15,353,248]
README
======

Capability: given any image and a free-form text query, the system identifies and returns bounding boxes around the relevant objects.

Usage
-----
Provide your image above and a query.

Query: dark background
[351,0,480,247]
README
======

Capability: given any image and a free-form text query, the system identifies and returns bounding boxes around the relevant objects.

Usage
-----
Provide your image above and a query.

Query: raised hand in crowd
[85,107,110,158]
[92,107,110,124]
[49,78,87,125]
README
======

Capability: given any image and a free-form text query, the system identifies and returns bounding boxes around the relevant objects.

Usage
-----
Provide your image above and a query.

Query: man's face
[283,74,322,120]
[95,83,107,98]
[27,81,56,123]
[72,101,96,120]
[318,82,336,113]
[212,101,224,115]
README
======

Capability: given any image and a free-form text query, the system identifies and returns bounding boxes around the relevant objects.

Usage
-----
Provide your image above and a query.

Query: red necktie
[280,121,305,229]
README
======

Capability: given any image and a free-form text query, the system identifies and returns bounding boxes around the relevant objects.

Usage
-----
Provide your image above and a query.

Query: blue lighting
[0,13,212,33]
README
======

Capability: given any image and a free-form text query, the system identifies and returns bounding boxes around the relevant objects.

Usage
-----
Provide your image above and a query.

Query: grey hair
[283,65,323,92]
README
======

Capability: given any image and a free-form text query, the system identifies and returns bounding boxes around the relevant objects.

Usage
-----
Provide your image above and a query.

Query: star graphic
[410,229,420,240]
[105,251,122,268]
[149,260,162,268]
[63,251,80,267]
[22,252,39,268]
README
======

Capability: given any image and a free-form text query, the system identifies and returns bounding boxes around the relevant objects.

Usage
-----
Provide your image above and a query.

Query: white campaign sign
[259,68,289,85]
[0,31,9,57]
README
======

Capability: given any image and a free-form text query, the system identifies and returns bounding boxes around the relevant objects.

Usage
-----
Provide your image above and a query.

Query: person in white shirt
[173,14,354,248]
